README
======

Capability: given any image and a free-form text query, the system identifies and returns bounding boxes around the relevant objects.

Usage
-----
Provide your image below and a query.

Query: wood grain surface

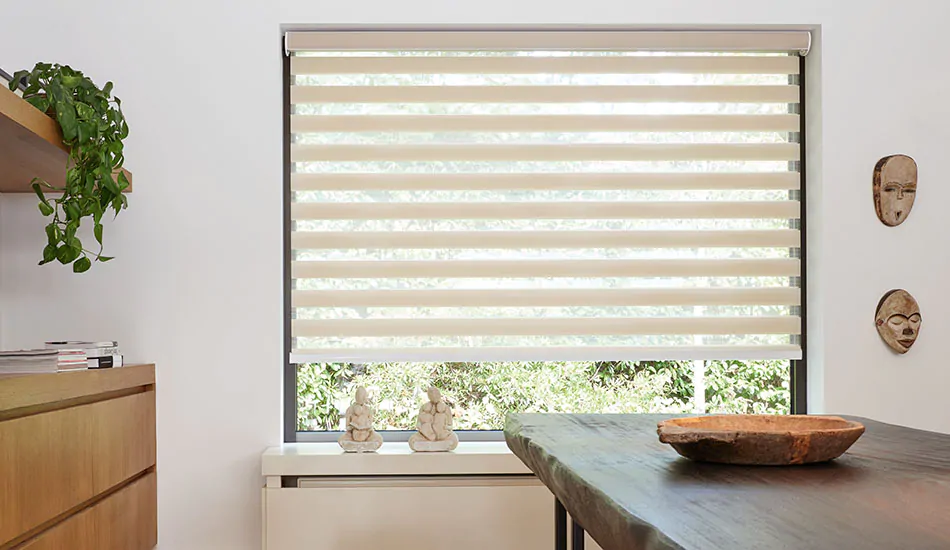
[18,472,157,550]
[0,364,154,417]
[0,390,156,547]
[505,414,950,550]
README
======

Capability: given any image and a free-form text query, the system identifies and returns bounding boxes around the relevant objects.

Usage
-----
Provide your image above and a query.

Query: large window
[284,31,807,440]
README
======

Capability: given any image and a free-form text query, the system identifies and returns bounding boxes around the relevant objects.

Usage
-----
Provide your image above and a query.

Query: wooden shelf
[0,86,132,193]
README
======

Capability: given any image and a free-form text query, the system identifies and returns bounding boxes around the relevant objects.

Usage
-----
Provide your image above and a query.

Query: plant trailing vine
[9,63,129,273]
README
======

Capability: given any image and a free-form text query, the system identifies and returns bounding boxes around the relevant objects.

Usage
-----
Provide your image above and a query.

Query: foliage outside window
[297,360,790,432]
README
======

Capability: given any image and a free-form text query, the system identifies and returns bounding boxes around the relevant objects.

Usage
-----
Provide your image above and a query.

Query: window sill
[262,441,530,477]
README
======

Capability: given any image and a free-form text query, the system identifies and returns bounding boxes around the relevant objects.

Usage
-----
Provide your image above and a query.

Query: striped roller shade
[285,30,807,363]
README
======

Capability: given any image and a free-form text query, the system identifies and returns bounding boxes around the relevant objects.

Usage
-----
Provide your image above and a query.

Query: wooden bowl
[657,415,865,465]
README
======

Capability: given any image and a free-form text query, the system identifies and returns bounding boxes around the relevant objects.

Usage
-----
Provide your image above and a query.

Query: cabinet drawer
[267,477,550,550]
[265,476,604,550]
[19,472,157,550]
[0,391,156,546]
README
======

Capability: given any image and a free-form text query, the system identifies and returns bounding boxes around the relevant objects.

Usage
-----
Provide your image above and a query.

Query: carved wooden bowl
[657,415,865,465]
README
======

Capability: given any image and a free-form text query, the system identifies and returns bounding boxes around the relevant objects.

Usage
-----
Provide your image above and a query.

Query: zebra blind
[286,31,807,363]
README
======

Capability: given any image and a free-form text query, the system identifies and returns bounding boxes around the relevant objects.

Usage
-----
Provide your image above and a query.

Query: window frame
[282,36,808,443]
[789,54,807,415]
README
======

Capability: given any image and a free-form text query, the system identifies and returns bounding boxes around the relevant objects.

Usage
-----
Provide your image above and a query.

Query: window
[284,31,808,440]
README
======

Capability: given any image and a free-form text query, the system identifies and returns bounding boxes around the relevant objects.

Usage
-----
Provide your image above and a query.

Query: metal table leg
[555,499,567,550]
[555,498,586,550]
[571,518,585,550]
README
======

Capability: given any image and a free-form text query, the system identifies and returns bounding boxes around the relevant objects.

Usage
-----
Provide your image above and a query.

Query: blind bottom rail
[291,345,802,363]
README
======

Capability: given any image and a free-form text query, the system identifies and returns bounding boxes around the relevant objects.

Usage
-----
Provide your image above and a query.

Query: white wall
[3,1,950,548]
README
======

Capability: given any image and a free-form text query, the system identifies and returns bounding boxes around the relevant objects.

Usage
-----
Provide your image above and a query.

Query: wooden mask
[875,289,921,354]
[873,155,917,226]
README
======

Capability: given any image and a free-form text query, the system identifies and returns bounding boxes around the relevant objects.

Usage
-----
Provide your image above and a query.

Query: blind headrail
[285,30,812,54]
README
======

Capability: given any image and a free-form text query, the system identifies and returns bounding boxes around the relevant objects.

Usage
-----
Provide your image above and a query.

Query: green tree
[296,359,789,431]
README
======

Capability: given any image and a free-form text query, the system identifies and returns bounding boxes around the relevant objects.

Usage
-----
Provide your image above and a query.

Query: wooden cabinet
[0,365,156,550]
[19,473,157,550]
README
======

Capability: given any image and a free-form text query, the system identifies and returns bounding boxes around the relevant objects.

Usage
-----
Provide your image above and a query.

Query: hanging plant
[9,63,129,273]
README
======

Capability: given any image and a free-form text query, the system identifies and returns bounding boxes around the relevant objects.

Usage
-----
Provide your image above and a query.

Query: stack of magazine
[56,349,89,370]
[0,341,124,374]
[45,341,124,369]
[0,350,59,374]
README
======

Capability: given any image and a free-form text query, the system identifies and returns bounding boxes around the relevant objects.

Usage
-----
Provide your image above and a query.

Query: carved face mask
[873,155,918,226]
[875,290,921,354]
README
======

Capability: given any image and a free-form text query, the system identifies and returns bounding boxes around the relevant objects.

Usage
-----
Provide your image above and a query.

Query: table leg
[555,498,567,550]
[571,518,585,550]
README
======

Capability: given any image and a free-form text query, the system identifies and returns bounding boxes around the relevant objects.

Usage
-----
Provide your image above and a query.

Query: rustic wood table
[504,414,950,550]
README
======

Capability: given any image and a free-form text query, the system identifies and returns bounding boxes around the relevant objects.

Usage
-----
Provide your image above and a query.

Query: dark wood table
[505,414,950,550]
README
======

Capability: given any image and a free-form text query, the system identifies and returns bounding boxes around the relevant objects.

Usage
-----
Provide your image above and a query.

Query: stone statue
[408,386,459,452]
[338,386,383,453]
[873,154,917,227]
[875,289,921,354]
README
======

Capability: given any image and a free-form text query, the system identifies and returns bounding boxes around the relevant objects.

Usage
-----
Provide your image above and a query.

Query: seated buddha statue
[338,386,383,453]
[409,386,459,452]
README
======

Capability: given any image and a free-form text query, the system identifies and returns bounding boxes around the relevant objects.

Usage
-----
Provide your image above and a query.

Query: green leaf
[65,220,79,241]
[10,70,28,91]
[102,81,113,96]
[75,102,95,120]
[48,80,64,102]
[26,95,49,113]
[56,245,73,265]
[91,200,104,225]
[117,171,129,191]
[66,169,81,187]
[57,104,78,141]
[45,224,57,244]
[103,172,120,195]
[96,256,114,262]
[61,75,82,89]
[41,244,57,264]
[64,203,81,221]
[100,189,116,209]
[72,256,92,273]
[38,202,54,216]
[77,121,96,143]
[31,182,48,204]
[94,223,103,245]
[68,246,82,264]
